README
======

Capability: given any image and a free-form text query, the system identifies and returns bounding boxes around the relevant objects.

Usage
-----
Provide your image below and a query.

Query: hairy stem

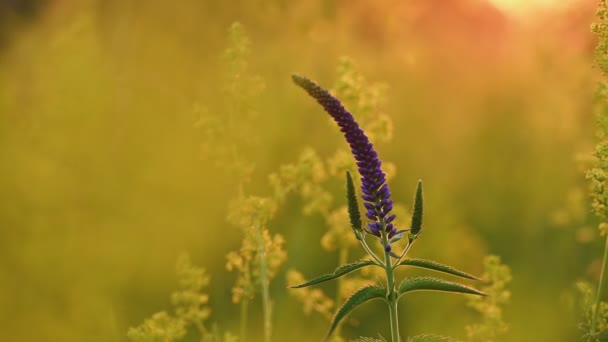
[383,234,400,342]
[591,233,608,339]
[255,221,272,342]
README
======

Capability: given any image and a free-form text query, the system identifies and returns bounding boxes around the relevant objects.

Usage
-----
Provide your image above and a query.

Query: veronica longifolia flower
[292,75,397,250]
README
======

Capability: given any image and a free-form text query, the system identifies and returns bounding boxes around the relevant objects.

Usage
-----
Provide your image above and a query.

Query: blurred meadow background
[0,0,601,341]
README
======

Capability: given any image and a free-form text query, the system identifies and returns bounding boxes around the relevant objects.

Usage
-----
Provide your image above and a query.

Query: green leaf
[406,334,461,342]
[410,180,423,237]
[288,260,377,288]
[398,277,485,298]
[346,170,363,234]
[397,258,480,280]
[325,285,385,340]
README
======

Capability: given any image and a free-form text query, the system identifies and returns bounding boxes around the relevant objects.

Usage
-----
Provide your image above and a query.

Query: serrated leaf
[326,285,386,340]
[346,170,363,233]
[398,277,485,298]
[397,258,480,280]
[406,334,461,342]
[288,260,376,288]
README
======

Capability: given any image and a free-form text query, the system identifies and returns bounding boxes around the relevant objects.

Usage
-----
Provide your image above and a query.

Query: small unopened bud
[410,180,423,237]
[346,171,363,236]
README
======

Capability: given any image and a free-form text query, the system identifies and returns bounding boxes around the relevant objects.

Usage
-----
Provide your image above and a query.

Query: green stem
[591,233,608,339]
[255,221,272,342]
[383,235,400,342]
[371,195,401,341]
[240,299,248,342]
[388,296,400,342]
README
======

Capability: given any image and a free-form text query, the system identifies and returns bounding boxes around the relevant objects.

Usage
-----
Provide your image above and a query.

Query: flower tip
[291,74,308,86]
[384,244,391,252]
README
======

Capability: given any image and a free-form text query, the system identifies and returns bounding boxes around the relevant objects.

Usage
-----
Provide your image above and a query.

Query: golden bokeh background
[0,0,598,341]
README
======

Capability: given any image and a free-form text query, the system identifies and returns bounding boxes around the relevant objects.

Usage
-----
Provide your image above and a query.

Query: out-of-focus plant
[127,254,237,342]
[289,75,485,342]
[207,23,286,342]
[465,255,511,342]
[195,22,264,186]
[583,1,608,340]
[226,195,287,342]
[577,281,608,341]
[133,21,286,342]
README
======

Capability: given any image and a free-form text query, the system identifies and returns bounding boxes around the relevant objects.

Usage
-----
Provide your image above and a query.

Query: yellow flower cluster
[127,312,187,342]
[128,254,228,342]
[286,269,335,320]
[577,281,608,339]
[466,255,512,342]
[196,22,265,184]
[332,57,392,144]
[172,254,212,327]
[226,194,286,304]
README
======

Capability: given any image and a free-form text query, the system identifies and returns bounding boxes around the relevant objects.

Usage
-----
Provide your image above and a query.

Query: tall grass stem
[591,233,608,340]
[240,299,248,342]
[255,221,272,342]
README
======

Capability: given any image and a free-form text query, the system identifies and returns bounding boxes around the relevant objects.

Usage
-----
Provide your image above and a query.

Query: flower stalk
[240,299,248,342]
[254,219,272,342]
[291,74,484,342]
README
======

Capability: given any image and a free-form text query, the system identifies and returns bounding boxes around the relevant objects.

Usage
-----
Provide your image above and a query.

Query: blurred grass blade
[397,258,480,280]
[325,285,386,340]
[288,260,376,288]
[398,277,485,298]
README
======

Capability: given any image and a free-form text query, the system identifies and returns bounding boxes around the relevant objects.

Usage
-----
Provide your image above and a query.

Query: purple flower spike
[292,74,396,247]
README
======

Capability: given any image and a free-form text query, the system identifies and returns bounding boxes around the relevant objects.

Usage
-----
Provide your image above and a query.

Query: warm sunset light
[0,1,599,342]
[487,0,583,16]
